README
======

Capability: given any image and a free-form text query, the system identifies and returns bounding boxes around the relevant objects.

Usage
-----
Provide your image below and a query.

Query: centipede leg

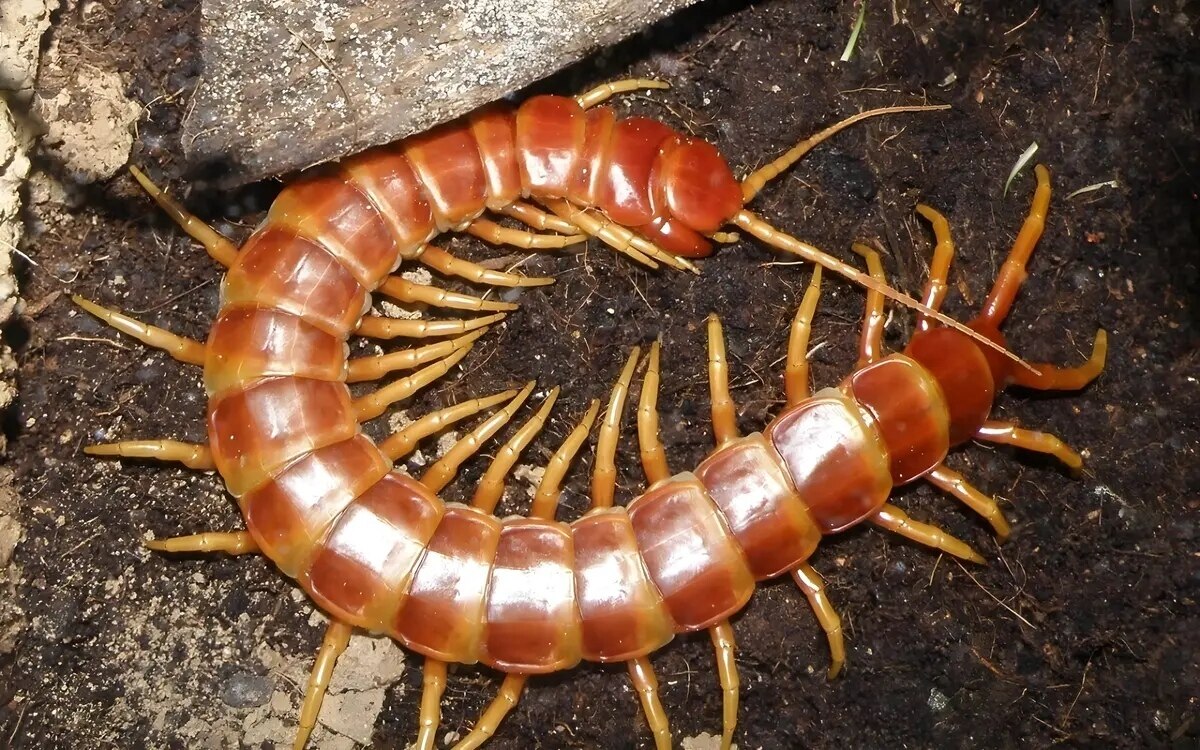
[790,563,846,679]
[145,530,259,555]
[346,328,490,383]
[85,439,214,470]
[471,387,560,513]
[129,166,239,268]
[356,312,507,340]
[870,502,986,564]
[379,388,519,462]
[706,316,739,448]
[739,104,949,203]
[850,243,887,367]
[637,340,671,484]
[531,399,601,520]
[786,266,823,405]
[974,421,1085,471]
[414,658,448,750]
[709,620,740,750]
[592,348,641,509]
[352,345,483,422]
[293,620,353,750]
[412,244,555,287]
[627,656,671,750]
[575,78,669,108]
[1008,330,1108,391]
[914,205,956,332]
[979,164,1051,327]
[465,218,587,249]
[419,382,537,493]
[926,464,1012,540]
[73,295,206,366]
[542,198,700,273]
[500,201,580,235]
[379,275,517,313]
[450,673,528,750]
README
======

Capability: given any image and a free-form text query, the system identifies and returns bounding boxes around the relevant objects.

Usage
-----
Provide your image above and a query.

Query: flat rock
[182,0,701,185]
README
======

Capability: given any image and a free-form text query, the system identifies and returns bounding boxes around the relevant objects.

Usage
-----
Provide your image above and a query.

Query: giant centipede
[75,80,1106,749]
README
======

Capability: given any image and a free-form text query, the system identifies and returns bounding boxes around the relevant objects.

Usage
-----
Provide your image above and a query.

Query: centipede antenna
[379,275,517,313]
[355,311,506,340]
[419,381,536,493]
[412,244,555,287]
[129,166,239,268]
[470,387,561,513]
[145,531,259,555]
[73,295,208,366]
[730,211,1036,373]
[85,439,214,470]
[740,104,951,203]
[346,327,488,383]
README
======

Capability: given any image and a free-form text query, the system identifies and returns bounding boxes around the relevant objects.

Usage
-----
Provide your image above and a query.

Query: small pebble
[220,672,273,708]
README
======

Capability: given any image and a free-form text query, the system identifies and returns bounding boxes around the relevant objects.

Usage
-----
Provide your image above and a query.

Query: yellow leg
[379,275,516,313]
[592,348,641,509]
[627,656,671,750]
[500,201,580,235]
[1009,330,1108,392]
[471,387,560,513]
[530,399,601,520]
[145,530,258,554]
[850,242,887,368]
[413,243,554,287]
[637,341,671,485]
[576,78,669,108]
[73,296,206,366]
[706,315,739,448]
[85,439,213,470]
[466,218,586,248]
[542,199,699,273]
[870,503,986,564]
[293,620,353,750]
[979,164,1052,326]
[352,345,480,422]
[356,312,505,340]
[974,420,1084,471]
[414,658,448,750]
[129,166,239,268]
[731,210,1026,370]
[450,673,528,750]
[346,328,489,383]
[740,104,949,202]
[379,388,517,462]
[791,563,846,679]
[419,382,536,493]
[786,266,823,406]
[913,204,956,332]
[709,620,740,750]
[926,464,1012,540]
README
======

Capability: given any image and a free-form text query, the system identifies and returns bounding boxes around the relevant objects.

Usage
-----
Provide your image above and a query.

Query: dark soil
[4,0,1197,748]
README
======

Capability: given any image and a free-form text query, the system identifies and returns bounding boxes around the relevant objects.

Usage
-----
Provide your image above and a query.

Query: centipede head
[639,138,744,258]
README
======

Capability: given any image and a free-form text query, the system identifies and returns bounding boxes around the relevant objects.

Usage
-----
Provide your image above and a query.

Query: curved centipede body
[75,77,1106,749]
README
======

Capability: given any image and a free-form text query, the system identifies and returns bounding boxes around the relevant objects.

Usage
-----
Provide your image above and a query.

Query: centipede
[74,79,1106,749]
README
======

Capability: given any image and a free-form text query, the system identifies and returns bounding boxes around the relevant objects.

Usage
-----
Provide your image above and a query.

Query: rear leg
[346,328,489,383]
[628,656,671,750]
[145,530,258,555]
[500,201,580,235]
[352,345,483,422]
[850,242,887,368]
[541,198,699,273]
[379,388,518,462]
[418,382,536,492]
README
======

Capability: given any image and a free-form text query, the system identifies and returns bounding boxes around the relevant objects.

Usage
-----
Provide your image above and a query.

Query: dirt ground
[2,0,1197,748]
